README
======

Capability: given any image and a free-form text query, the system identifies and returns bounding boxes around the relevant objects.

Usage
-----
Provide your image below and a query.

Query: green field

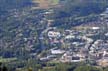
[50,0,59,5]
[0,57,17,63]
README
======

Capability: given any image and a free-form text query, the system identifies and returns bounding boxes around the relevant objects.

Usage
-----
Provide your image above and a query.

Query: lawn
[0,57,17,63]
[51,0,59,5]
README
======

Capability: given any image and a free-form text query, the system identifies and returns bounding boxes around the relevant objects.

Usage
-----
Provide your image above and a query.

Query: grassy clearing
[32,0,60,9]
[0,57,17,63]
[50,0,59,5]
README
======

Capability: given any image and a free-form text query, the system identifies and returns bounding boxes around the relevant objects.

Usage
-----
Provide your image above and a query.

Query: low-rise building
[97,57,108,67]
[60,52,86,62]
[51,49,65,54]
[48,31,61,38]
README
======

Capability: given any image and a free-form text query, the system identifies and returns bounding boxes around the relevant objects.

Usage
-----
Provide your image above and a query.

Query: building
[51,48,65,54]
[48,31,61,38]
[97,58,108,67]
[60,52,86,62]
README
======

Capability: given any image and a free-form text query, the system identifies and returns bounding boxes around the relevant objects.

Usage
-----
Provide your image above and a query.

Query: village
[39,8,108,67]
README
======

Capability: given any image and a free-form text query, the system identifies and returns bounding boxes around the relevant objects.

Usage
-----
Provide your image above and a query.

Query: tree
[2,66,8,71]
[74,66,102,71]
[104,67,108,71]
[28,67,33,71]
[0,62,2,71]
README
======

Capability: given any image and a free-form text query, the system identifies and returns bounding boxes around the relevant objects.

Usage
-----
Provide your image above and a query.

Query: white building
[91,27,100,30]
[51,49,65,54]
[48,31,61,38]
[65,35,75,39]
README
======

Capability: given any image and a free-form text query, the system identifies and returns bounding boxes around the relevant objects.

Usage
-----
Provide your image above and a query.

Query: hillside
[1,0,108,70]
[50,0,108,28]
[0,0,108,58]
[0,0,33,10]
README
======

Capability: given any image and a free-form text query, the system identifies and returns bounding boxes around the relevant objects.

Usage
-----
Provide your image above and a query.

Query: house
[48,31,61,38]
[51,49,65,54]
[105,33,108,36]
[40,54,57,62]
[97,57,108,67]
[60,51,86,62]
[65,35,75,39]
[91,27,100,30]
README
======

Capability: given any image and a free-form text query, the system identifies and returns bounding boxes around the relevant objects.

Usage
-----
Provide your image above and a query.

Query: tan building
[97,58,108,67]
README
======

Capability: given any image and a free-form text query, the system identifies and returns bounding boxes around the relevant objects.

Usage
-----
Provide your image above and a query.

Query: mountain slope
[0,0,33,10]
[50,0,108,28]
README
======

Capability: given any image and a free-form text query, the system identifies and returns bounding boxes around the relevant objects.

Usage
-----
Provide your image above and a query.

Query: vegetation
[1,61,108,71]
[0,57,17,63]
[1,0,108,71]
[74,66,102,71]
[50,0,108,28]
[17,62,108,71]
